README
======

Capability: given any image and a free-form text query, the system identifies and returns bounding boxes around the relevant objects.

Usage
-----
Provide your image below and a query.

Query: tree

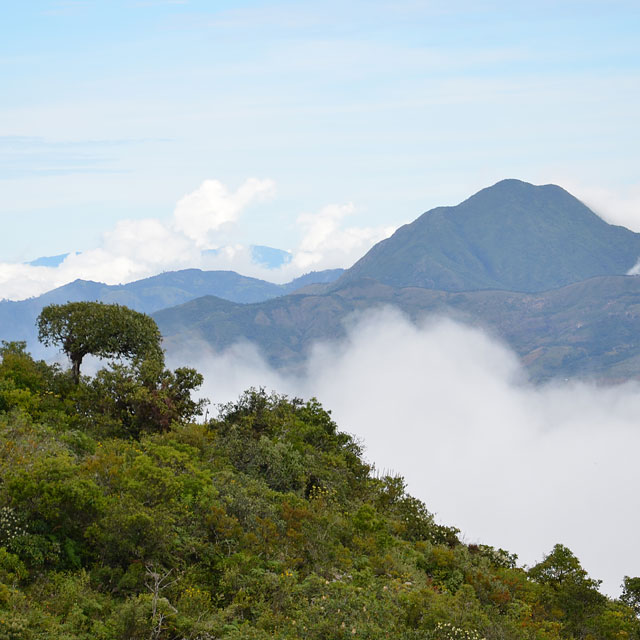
[82,359,207,437]
[529,544,606,637]
[37,302,164,383]
[621,576,640,616]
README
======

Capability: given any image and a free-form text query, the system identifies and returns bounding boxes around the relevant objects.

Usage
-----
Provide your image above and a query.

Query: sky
[1,0,640,298]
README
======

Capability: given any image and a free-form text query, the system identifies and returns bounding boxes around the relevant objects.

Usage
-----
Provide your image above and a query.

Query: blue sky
[1,0,639,296]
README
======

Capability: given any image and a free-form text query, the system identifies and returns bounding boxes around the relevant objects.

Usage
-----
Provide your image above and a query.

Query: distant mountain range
[153,180,640,382]
[8,179,640,382]
[154,274,640,382]
[28,244,293,270]
[26,252,77,267]
[0,268,344,357]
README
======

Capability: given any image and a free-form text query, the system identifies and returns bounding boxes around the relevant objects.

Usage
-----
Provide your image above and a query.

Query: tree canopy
[36,302,163,382]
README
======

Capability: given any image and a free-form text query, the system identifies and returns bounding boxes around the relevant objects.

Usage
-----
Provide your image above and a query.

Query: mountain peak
[459,179,577,212]
[339,180,640,293]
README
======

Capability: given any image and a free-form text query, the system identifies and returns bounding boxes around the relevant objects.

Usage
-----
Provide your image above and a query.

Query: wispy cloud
[40,1,92,17]
[0,136,162,179]
[564,180,640,232]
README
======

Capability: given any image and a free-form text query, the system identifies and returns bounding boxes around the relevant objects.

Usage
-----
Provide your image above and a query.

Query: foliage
[37,302,163,382]
[622,576,640,617]
[75,359,206,438]
[0,348,638,639]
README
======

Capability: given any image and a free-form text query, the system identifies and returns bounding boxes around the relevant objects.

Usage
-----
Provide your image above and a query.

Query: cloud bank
[0,178,393,301]
[176,308,640,598]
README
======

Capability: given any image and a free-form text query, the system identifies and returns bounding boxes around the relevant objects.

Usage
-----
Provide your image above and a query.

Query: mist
[168,307,640,597]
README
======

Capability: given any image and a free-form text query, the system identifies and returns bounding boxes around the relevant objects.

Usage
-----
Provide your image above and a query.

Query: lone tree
[37,302,164,383]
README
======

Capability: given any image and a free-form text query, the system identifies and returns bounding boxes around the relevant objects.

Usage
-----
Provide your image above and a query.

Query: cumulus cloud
[0,216,200,300]
[0,263,70,301]
[0,177,393,300]
[293,202,395,270]
[173,178,276,248]
[175,307,640,597]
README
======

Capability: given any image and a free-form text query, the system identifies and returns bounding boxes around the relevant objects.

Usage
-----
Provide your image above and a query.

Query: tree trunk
[71,356,82,384]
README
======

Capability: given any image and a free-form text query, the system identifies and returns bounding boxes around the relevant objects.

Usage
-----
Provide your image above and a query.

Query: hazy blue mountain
[154,275,640,382]
[0,268,344,357]
[250,245,292,268]
[337,179,640,293]
[26,252,74,267]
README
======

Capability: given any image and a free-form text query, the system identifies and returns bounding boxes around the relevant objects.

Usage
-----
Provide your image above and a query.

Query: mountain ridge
[0,267,344,357]
[154,273,640,382]
[335,179,640,293]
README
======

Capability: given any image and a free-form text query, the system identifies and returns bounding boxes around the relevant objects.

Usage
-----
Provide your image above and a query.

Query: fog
[169,307,640,597]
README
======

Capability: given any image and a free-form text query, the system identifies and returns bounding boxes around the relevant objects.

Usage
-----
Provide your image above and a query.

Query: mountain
[337,179,640,293]
[26,252,76,267]
[154,274,640,381]
[250,244,292,268]
[153,180,640,381]
[0,268,344,357]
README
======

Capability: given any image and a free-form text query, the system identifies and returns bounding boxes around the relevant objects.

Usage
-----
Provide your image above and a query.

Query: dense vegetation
[0,340,639,639]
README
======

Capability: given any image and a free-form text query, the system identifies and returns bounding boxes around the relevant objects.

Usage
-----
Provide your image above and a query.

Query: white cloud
[293,202,394,271]
[0,263,68,301]
[173,178,276,248]
[563,181,640,232]
[0,178,394,300]
[180,308,640,598]
[55,216,199,285]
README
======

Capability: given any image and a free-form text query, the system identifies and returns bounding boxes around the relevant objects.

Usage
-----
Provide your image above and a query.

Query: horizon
[2,1,640,296]
[1,176,638,302]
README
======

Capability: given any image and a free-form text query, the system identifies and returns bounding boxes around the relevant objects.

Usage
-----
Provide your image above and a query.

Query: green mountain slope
[338,179,640,293]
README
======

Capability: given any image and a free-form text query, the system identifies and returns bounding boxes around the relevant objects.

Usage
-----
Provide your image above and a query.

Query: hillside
[338,179,640,293]
[1,344,638,639]
[154,275,640,381]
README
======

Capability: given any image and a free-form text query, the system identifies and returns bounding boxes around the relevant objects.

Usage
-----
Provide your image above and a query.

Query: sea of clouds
[170,307,640,598]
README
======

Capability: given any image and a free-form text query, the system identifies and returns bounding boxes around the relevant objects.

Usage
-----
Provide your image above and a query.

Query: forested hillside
[1,339,639,639]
